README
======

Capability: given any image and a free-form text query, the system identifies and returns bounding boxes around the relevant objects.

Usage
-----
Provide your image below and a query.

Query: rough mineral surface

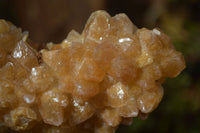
[0,11,185,133]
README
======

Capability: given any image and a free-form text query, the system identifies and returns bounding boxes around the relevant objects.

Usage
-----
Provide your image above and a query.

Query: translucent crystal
[39,89,69,126]
[9,107,37,131]
[106,82,128,108]
[0,10,185,132]
[70,99,95,125]
[101,108,122,127]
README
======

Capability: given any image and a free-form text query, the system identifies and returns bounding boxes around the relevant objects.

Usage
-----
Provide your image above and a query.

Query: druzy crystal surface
[0,11,185,133]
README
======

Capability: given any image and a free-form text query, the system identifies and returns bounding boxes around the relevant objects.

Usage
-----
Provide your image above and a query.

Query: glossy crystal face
[0,11,185,133]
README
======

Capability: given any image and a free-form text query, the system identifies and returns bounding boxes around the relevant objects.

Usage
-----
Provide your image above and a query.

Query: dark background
[0,0,200,132]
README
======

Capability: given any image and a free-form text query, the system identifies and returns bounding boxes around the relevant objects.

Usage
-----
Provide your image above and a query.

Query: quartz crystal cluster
[0,11,185,133]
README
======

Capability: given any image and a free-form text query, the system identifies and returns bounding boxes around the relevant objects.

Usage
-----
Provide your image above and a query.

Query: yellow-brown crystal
[0,11,185,133]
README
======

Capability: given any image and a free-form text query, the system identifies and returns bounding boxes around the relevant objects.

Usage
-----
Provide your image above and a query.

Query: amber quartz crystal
[0,11,185,133]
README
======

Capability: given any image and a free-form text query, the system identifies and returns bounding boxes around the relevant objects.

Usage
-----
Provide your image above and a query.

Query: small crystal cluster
[0,11,185,133]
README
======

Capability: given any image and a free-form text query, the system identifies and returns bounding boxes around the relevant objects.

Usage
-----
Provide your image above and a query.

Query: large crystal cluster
[0,11,185,133]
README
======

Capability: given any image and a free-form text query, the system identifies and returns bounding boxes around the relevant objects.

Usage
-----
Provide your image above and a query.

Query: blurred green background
[0,0,200,132]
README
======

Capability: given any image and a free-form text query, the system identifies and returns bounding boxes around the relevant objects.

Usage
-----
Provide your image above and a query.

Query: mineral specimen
[0,10,185,133]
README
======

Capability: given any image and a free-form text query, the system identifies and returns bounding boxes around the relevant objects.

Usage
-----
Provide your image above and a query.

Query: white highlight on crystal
[118,37,131,43]
[117,88,124,99]
[153,29,160,35]
[118,37,132,51]
[24,95,35,104]
[13,50,22,58]
[31,68,37,76]
[52,97,59,103]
